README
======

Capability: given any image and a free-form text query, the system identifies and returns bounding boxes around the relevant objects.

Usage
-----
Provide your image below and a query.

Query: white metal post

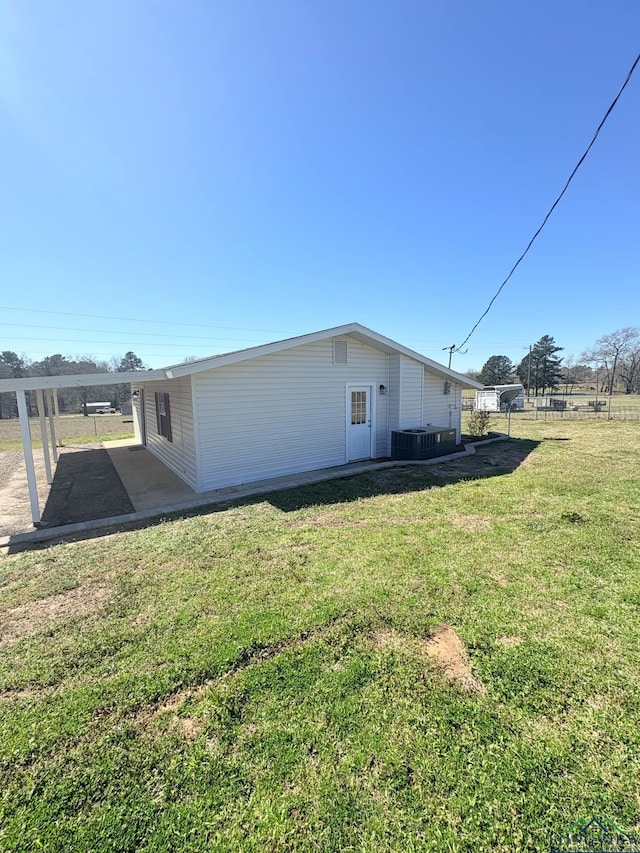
[49,390,59,461]
[16,390,41,525]
[36,389,53,484]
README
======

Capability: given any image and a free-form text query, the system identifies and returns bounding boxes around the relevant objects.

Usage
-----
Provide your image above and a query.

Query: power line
[0,322,269,344]
[0,352,212,361]
[454,51,640,355]
[0,335,266,348]
[0,305,289,335]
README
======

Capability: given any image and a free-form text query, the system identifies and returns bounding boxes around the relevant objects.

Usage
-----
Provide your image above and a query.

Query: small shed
[475,385,525,412]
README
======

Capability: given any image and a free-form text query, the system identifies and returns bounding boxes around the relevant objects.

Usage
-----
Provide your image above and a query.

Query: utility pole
[526,345,532,403]
[442,344,467,369]
[443,345,456,369]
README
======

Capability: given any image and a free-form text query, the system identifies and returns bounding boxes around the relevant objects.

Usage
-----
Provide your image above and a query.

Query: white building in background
[475,384,525,412]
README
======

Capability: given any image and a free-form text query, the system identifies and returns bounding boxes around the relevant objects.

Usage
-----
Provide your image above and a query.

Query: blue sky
[1,0,638,373]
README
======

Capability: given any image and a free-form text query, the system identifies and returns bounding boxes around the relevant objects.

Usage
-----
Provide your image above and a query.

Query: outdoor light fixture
[379,384,387,395]
[132,389,140,399]
[443,381,451,395]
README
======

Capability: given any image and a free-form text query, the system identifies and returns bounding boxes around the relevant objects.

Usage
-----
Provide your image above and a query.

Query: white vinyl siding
[138,377,198,490]
[398,356,423,428]
[193,337,390,491]
[386,354,400,456]
[423,372,462,442]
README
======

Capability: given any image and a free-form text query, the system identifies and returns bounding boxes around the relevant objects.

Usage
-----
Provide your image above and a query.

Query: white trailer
[84,401,116,415]
[475,384,525,412]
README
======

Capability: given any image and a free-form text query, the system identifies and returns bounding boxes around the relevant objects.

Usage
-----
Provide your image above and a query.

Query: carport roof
[0,369,166,393]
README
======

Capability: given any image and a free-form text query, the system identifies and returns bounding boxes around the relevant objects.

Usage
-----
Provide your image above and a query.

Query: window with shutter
[155,392,173,442]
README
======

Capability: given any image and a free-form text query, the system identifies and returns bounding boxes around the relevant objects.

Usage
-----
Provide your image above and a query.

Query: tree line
[470,327,640,396]
[0,351,146,419]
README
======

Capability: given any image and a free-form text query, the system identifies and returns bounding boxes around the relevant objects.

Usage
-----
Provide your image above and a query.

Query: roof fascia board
[164,323,360,378]
[346,326,482,388]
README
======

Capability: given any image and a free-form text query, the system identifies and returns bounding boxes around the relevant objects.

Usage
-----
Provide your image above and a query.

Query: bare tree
[620,344,640,394]
[582,328,639,395]
[560,359,593,394]
[562,355,576,395]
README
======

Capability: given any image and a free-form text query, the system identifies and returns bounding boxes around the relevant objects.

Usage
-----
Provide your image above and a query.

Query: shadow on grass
[9,438,540,553]
[264,438,540,512]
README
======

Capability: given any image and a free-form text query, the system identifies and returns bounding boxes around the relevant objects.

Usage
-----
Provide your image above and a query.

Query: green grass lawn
[0,414,134,452]
[1,420,639,851]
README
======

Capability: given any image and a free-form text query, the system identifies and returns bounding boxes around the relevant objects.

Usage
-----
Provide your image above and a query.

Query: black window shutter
[155,392,162,434]
[165,393,172,442]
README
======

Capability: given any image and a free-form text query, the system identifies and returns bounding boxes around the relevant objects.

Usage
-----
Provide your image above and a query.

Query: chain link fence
[463,395,640,422]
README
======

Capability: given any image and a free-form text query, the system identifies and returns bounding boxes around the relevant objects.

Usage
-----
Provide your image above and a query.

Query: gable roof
[162,323,482,389]
[0,324,483,393]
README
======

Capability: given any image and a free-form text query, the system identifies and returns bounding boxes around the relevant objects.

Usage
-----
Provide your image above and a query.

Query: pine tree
[477,355,515,386]
[116,351,146,372]
[517,336,563,395]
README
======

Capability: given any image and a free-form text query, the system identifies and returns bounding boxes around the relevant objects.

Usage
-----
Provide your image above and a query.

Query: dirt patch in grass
[371,628,416,654]
[448,513,493,532]
[0,584,111,648]
[497,635,522,646]
[133,684,207,741]
[292,514,369,529]
[420,624,487,694]
[0,686,47,704]
[373,624,486,694]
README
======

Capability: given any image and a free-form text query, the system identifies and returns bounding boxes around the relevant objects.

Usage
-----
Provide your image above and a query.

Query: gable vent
[333,339,348,364]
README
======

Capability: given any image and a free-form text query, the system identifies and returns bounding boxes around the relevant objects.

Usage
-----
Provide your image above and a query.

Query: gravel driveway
[0,449,51,537]
[0,450,23,485]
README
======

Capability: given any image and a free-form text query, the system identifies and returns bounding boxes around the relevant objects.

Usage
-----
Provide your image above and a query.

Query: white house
[0,323,482,526]
[130,323,482,493]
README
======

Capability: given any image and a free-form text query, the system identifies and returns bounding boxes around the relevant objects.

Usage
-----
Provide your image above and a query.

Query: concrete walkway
[1,435,508,550]
[106,440,195,511]
[105,439,407,513]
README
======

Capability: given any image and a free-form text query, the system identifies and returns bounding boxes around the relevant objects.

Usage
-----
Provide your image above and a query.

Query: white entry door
[347,386,372,461]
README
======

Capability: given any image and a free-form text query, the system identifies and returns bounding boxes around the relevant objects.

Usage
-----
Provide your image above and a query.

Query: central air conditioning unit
[391,427,457,460]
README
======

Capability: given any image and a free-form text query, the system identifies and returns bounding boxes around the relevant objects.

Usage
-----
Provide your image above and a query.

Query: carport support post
[36,389,53,484]
[16,389,41,526]
[48,390,58,461]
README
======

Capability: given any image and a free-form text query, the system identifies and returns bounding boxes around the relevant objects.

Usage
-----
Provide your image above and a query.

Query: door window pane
[351,391,367,425]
